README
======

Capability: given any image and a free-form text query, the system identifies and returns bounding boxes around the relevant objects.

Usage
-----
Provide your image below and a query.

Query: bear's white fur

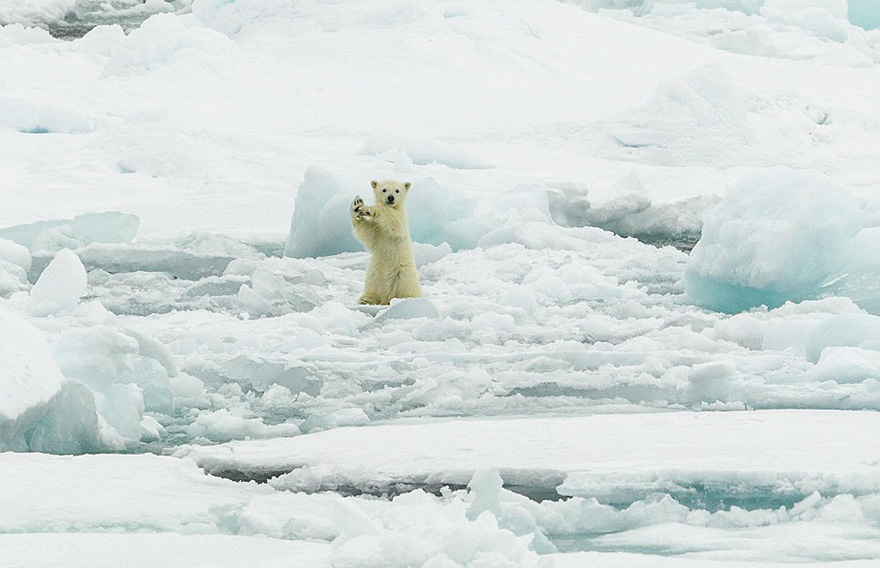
[350,179,423,305]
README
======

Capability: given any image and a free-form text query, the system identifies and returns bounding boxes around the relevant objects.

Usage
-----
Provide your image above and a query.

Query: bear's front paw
[351,195,364,214]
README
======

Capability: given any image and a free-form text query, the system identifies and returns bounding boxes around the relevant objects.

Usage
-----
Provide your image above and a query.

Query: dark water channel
[45,1,178,39]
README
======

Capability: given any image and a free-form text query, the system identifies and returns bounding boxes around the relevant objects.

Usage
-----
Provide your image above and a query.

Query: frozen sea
[2,0,880,566]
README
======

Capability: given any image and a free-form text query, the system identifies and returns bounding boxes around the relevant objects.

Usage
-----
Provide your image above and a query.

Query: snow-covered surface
[177,410,880,499]
[6,416,880,565]
[2,0,880,565]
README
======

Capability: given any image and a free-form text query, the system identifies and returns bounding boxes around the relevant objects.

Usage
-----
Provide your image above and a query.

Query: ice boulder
[685,167,861,313]
[284,166,361,258]
[28,249,88,316]
[0,309,103,453]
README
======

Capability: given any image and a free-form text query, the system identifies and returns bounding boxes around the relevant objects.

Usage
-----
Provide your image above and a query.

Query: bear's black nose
[387,195,395,204]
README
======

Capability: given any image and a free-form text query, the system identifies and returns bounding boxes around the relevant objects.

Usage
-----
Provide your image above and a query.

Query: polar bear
[350,179,423,305]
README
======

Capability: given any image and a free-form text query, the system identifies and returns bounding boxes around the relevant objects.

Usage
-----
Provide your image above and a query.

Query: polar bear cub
[350,179,423,305]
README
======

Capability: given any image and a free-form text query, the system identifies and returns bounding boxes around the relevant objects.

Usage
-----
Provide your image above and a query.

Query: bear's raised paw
[351,195,373,220]
[351,195,363,213]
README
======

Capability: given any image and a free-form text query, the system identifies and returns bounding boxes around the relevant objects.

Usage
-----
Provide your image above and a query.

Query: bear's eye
[382,188,387,193]
[395,190,400,193]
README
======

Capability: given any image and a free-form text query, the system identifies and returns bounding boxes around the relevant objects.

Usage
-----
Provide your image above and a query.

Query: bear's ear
[404,182,411,191]
[371,180,378,190]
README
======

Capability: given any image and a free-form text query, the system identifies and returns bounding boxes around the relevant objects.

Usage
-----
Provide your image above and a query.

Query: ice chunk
[376,297,441,322]
[0,238,31,273]
[686,360,737,404]
[0,23,56,46]
[102,13,233,78]
[220,355,323,396]
[0,310,103,453]
[0,211,139,253]
[187,408,301,443]
[50,326,177,414]
[412,242,452,267]
[170,373,208,408]
[284,166,361,259]
[805,313,880,363]
[762,0,850,41]
[0,310,65,433]
[237,268,321,317]
[28,249,88,317]
[547,173,717,242]
[300,408,369,433]
[812,346,880,384]
[685,167,861,313]
[0,0,75,26]
[0,238,31,297]
[73,24,128,56]
[467,469,504,521]
[0,260,28,297]
[98,384,145,441]
[25,381,104,454]
[71,244,235,281]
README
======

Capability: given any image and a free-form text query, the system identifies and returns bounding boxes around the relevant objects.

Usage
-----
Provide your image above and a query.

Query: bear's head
[371,179,411,208]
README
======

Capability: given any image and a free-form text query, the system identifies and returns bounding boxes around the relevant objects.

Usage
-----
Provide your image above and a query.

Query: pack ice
[2,0,880,565]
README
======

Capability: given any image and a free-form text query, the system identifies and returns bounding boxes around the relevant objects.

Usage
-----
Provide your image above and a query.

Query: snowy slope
[0,0,878,238]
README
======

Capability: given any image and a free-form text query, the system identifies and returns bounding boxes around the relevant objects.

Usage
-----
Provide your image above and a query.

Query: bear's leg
[358,294,382,305]
[358,262,383,305]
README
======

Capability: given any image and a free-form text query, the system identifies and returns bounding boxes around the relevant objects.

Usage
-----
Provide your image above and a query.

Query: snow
[0,534,330,568]
[6,413,880,565]
[2,0,880,564]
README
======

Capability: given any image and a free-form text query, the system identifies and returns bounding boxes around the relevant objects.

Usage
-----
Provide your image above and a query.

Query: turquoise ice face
[848,0,880,30]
